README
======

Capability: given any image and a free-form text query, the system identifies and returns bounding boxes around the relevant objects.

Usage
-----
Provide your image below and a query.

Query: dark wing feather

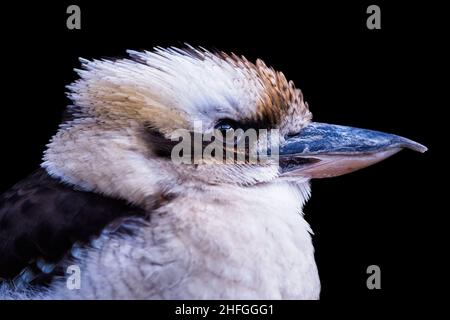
[0,168,145,281]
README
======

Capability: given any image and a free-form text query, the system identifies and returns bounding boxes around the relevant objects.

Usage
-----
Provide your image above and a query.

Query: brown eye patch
[142,123,263,164]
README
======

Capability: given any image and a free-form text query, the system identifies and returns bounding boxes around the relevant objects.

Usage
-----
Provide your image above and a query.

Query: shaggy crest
[66,46,312,136]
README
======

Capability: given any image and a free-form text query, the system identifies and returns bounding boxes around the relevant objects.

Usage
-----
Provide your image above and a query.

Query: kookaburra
[0,47,426,300]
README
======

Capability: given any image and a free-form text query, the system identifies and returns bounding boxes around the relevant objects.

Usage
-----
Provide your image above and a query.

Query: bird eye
[214,119,241,145]
[214,119,238,134]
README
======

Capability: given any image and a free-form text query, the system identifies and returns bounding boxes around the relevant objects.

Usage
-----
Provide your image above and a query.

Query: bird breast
[51,181,320,299]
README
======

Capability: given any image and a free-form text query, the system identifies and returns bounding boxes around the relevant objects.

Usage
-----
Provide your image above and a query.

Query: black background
[0,0,443,312]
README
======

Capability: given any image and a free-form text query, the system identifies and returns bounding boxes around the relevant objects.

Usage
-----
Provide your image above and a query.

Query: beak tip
[417,145,428,153]
[398,138,428,154]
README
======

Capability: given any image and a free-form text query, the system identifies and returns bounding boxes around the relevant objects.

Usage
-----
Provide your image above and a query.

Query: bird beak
[278,122,427,179]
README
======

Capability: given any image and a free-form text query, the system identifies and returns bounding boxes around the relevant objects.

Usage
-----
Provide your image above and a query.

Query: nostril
[285,133,298,139]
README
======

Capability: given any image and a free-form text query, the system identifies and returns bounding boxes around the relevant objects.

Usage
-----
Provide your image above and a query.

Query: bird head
[43,47,426,207]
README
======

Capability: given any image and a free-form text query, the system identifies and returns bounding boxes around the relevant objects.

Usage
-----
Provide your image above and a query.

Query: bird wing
[0,168,145,286]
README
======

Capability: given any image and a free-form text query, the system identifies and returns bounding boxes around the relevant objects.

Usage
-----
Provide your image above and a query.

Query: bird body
[0,47,426,299]
[49,181,318,299]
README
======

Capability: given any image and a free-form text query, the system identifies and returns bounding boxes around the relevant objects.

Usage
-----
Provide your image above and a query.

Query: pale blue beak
[279,122,427,178]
